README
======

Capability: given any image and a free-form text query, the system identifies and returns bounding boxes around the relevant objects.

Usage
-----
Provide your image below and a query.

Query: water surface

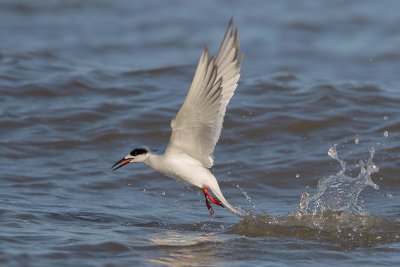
[1,0,400,266]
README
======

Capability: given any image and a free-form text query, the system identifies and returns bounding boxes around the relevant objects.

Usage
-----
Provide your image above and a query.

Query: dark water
[1,0,400,266]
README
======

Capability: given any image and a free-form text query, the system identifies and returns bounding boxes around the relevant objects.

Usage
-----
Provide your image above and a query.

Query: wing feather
[166,19,242,168]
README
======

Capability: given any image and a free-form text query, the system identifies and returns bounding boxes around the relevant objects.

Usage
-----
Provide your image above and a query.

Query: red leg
[205,197,214,215]
[202,188,224,210]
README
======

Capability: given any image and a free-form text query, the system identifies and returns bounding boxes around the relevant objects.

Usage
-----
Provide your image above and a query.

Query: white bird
[112,19,245,217]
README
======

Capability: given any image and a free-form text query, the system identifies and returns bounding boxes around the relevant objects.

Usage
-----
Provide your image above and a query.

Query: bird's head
[112,147,150,171]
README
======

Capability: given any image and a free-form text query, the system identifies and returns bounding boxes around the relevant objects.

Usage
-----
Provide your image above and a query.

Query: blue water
[1,0,400,266]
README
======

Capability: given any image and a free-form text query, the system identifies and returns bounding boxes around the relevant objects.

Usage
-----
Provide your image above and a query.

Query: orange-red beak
[111,158,131,171]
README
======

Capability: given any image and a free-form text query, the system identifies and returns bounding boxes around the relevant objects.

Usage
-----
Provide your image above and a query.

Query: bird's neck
[143,152,164,172]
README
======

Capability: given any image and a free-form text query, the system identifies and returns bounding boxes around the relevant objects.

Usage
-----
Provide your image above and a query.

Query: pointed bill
[111,158,131,171]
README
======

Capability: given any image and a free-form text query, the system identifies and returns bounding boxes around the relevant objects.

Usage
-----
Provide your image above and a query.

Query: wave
[228,210,400,248]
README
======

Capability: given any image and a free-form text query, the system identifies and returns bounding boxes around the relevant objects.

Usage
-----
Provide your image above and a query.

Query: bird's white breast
[144,152,210,188]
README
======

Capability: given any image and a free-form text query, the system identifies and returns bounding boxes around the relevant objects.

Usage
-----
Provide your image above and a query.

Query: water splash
[228,147,400,248]
[300,145,379,215]
[236,184,259,212]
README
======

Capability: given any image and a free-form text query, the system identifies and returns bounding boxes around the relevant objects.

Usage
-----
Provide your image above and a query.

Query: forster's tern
[112,19,244,217]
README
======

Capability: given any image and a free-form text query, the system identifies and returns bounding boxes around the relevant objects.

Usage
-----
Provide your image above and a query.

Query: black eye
[130,148,148,156]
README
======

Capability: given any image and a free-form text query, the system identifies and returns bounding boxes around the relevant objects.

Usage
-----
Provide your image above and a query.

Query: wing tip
[202,47,209,61]
[229,16,234,26]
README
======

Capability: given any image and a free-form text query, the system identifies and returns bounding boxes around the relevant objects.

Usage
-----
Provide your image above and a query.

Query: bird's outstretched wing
[166,19,242,168]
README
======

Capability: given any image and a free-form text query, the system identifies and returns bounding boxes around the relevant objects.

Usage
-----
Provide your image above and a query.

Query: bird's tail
[207,176,247,217]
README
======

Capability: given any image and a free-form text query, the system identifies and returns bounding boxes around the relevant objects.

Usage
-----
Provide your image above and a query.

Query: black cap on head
[130,148,148,156]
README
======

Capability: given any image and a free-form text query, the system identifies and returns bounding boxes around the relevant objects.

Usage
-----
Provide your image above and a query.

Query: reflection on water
[149,231,221,266]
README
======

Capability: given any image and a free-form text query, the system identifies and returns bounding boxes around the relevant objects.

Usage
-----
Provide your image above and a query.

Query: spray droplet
[236,184,257,209]
[383,116,388,120]
[387,192,394,199]
[296,173,300,178]
[383,131,389,137]
[328,145,337,159]
[355,138,360,144]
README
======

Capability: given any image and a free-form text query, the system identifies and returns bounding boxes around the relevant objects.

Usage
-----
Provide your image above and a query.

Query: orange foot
[202,188,224,215]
